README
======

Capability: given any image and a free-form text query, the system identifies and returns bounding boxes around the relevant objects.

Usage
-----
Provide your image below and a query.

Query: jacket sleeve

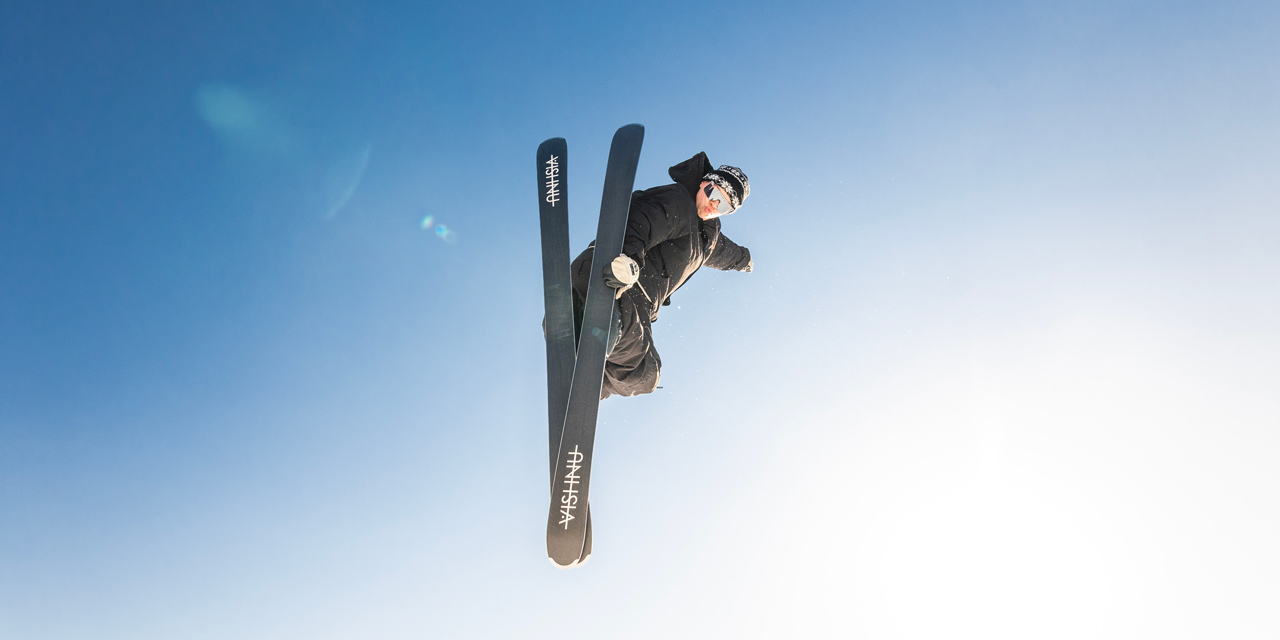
[705,231,752,271]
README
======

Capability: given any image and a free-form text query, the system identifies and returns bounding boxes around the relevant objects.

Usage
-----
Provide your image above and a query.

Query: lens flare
[194,83,296,156]
[435,224,458,244]
[419,215,457,243]
[323,143,372,219]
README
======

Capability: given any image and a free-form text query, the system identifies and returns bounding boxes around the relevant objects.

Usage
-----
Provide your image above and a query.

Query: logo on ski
[544,155,561,207]
[558,445,584,528]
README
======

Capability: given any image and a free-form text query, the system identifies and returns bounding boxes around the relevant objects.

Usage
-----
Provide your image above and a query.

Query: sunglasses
[702,183,735,215]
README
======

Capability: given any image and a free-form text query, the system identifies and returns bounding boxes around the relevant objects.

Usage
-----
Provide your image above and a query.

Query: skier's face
[697,182,735,219]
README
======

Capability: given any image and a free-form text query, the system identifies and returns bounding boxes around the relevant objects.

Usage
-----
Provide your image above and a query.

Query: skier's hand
[603,254,639,299]
[744,258,753,273]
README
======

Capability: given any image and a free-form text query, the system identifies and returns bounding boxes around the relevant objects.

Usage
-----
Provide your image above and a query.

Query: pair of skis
[537,124,644,568]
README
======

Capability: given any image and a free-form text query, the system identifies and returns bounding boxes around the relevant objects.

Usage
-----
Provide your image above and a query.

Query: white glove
[602,254,639,298]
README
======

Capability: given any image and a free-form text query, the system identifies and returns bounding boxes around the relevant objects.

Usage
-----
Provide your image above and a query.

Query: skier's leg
[571,244,659,397]
[570,244,594,343]
[601,290,661,398]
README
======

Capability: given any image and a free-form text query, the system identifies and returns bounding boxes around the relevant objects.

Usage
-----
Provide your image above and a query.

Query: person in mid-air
[570,152,752,399]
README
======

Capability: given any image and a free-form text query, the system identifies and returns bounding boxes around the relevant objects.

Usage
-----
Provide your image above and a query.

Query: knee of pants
[570,247,595,299]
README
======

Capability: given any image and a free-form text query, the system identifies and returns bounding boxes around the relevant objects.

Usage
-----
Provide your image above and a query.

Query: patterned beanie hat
[702,165,750,210]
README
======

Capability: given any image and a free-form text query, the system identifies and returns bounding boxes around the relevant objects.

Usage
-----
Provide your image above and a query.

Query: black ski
[536,137,592,564]
[546,124,644,568]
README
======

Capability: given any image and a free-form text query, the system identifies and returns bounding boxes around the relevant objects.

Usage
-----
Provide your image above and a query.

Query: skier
[569,152,753,399]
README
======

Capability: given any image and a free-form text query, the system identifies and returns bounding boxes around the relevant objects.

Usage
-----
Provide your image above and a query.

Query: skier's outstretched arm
[705,232,753,272]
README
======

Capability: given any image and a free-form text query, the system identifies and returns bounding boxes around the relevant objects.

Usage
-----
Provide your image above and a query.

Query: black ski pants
[570,245,661,398]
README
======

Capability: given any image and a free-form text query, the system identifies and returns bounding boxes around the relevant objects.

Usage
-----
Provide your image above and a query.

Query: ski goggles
[702,183,736,215]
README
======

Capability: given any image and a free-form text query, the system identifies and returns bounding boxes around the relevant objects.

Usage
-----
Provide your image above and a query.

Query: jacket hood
[667,152,713,199]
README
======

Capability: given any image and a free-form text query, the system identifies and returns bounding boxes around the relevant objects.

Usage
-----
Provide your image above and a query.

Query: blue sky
[2,1,1278,638]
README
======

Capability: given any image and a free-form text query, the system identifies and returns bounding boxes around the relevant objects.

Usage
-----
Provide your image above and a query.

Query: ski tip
[537,137,567,155]
[548,556,582,570]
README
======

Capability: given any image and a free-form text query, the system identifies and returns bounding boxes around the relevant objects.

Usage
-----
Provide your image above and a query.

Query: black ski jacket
[621,152,752,320]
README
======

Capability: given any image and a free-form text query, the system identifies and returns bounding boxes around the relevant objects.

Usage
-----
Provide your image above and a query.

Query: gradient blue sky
[2,1,1277,638]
